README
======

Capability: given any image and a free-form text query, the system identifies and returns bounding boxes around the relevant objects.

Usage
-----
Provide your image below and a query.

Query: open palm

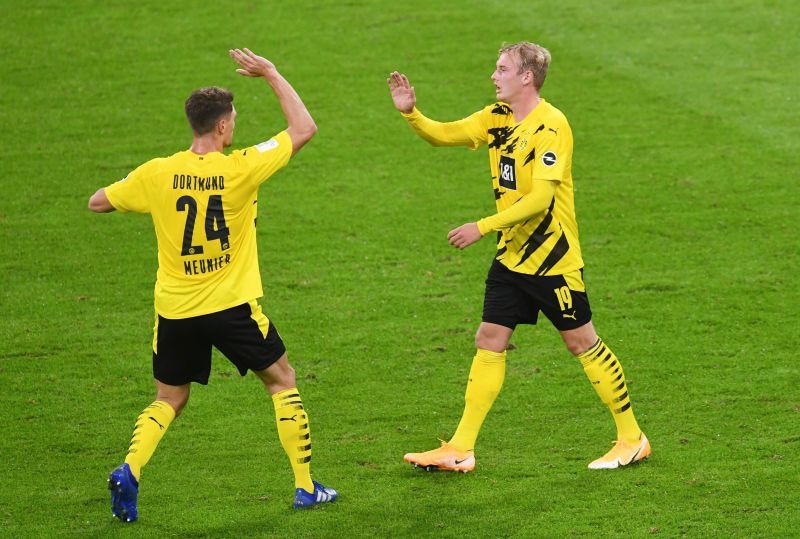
[229,48,275,77]
[387,71,416,113]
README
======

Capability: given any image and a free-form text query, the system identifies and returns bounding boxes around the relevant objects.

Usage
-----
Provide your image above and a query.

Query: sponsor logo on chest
[499,155,517,190]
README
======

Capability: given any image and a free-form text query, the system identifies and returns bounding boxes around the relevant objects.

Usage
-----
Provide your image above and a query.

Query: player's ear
[522,69,534,86]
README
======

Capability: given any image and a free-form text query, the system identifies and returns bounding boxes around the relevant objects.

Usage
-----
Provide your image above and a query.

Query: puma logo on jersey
[562,311,577,320]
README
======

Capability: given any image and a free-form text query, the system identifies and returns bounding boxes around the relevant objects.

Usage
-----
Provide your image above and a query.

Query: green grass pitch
[1,0,798,536]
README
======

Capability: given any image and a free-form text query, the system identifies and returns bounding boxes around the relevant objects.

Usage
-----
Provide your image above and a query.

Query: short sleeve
[531,119,572,182]
[231,130,293,187]
[104,160,156,213]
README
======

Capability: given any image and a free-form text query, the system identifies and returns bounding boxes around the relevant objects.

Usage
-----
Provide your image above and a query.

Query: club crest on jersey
[519,129,532,152]
[542,151,557,167]
[499,155,517,190]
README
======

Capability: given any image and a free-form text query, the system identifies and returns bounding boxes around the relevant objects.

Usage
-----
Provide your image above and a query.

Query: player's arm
[88,188,116,213]
[388,71,483,147]
[229,48,317,156]
[90,162,152,214]
[476,180,556,234]
[447,180,557,250]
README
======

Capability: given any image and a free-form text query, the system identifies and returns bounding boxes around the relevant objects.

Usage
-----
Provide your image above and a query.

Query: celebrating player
[89,48,337,521]
[388,42,650,472]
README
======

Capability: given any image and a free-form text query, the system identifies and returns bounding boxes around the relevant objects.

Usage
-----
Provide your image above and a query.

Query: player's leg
[404,260,520,472]
[214,301,336,508]
[565,323,649,468]
[403,323,511,472]
[547,272,649,469]
[449,322,511,450]
[252,355,336,508]
[109,313,210,522]
[563,320,641,438]
[109,383,190,523]
[123,381,188,481]
[253,354,312,492]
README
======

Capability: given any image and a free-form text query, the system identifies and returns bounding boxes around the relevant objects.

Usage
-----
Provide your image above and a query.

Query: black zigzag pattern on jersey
[515,197,556,268]
[491,103,512,115]
[523,148,536,166]
[488,126,517,149]
[522,124,546,166]
[534,230,570,275]
[495,231,508,258]
[503,136,519,154]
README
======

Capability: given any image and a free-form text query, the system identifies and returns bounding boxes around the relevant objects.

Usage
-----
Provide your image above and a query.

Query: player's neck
[189,135,224,155]
[509,94,541,123]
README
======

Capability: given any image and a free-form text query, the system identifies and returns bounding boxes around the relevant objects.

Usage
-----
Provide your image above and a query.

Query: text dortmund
[173,174,225,191]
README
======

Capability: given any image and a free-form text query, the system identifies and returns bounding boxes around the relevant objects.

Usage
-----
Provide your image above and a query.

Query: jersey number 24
[176,195,230,256]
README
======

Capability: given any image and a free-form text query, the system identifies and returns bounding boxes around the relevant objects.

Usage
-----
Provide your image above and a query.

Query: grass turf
[1,0,798,536]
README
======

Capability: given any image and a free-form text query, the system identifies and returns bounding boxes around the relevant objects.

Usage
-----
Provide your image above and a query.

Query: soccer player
[388,42,650,472]
[89,48,337,521]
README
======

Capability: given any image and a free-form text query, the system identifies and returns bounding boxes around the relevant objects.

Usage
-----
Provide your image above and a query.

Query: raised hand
[387,71,416,114]
[229,48,276,78]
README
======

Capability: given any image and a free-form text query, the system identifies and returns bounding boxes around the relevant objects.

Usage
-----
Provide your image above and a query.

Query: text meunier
[184,254,231,276]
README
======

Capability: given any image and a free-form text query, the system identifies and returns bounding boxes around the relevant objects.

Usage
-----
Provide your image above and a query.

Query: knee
[475,329,507,353]
[565,340,587,356]
[560,322,599,357]
[563,335,596,356]
[256,357,296,392]
[157,392,189,417]
[474,330,490,351]
[276,363,296,388]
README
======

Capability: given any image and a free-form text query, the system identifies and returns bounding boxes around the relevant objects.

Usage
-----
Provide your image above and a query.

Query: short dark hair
[184,87,234,135]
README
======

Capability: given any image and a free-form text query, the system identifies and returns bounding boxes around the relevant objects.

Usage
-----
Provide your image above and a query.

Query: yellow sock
[272,388,314,492]
[124,400,176,481]
[449,348,506,452]
[578,338,641,443]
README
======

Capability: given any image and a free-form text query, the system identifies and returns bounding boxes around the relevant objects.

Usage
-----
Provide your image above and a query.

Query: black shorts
[482,259,592,331]
[152,300,286,385]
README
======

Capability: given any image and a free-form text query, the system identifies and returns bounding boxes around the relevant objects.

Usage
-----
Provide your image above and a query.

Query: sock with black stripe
[578,338,641,443]
[272,388,314,492]
[124,400,176,481]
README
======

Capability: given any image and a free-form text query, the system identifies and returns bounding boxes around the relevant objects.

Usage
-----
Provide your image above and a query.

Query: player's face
[221,106,237,148]
[491,52,526,103]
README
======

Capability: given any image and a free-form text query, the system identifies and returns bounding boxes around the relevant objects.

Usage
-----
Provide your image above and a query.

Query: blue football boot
[108,463,139,522]
[293,480,338,509]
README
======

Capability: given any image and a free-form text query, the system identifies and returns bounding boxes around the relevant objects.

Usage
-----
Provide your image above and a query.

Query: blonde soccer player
[389,42,650,472]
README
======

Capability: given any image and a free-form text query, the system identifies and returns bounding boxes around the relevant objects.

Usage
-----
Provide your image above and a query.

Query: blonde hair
[499,42,551,91]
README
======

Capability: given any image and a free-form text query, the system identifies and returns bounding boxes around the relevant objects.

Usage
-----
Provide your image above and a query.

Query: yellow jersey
[105,131,292,318]
[403,99,583,276]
